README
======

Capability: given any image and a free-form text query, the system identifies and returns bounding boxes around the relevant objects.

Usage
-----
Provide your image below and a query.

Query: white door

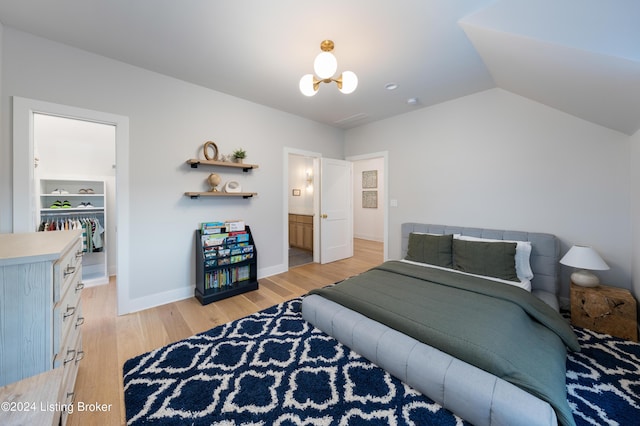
[320,158,353,263]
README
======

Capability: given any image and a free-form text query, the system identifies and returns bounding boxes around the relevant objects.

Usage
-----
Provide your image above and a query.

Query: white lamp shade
[313,51,337,79]
[560,245,609,287]
[339,71,358,94]
[299,74,317,97]
[560,245,609,270]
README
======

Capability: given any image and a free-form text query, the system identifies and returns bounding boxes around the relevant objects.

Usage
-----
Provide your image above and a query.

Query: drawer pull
[76,316,85,328]
[64,349,76,365]
[64,265,76,278]
[75,350,85,365]
[75,250,84,258]
[75,282,85,293]
[64,305,76,319]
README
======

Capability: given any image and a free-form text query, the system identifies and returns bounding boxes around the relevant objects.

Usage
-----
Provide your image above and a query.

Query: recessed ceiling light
[384,82,398,90]
[407,97,419,106]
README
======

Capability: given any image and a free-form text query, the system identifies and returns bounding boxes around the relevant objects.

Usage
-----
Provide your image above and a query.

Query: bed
[301,223,580,426]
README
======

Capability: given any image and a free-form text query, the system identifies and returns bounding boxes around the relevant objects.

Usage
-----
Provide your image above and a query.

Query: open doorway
[12,96,131,315]
[287,153,317,267]
[34,113,116,286]
[284,148,357,270]
[347,151,389,261]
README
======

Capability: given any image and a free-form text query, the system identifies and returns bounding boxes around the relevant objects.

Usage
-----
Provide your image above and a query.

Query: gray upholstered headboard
[401,223,560,299]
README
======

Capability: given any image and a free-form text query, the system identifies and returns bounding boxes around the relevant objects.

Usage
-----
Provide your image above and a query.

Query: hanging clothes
[92,219,104,252]
[38,214,105,253]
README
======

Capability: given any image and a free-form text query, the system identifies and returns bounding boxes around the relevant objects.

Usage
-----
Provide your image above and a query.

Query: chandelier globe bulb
[299,74,317,97]
[313,52,337,79]
[339,71,358,94]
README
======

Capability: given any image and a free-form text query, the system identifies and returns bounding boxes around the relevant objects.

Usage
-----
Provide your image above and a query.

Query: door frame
[284,149,385,268]
[12,96,131,315]
[346,151,389,261]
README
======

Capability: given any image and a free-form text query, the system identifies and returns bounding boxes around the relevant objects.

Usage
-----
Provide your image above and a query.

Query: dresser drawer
[53,264,84,354]
[54,295,84,369]
[53,237,83,303]
[60,327,83,426]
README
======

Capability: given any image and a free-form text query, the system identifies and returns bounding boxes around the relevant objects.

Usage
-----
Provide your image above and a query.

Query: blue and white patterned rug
[123,298,640,425]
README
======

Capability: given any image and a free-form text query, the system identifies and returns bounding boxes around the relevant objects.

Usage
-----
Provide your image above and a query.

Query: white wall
[288,155,314,215]
[0,28,343,312]
[345,88,632,301]
[353,157,384,241]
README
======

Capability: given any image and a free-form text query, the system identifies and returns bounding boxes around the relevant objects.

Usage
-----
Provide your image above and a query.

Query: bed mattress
[302,294,559,426]
[301,223,576,426]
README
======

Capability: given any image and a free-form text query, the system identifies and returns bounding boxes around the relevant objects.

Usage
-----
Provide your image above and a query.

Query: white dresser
[0,230,85,422]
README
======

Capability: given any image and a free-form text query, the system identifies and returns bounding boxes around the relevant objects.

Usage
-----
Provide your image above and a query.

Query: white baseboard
[259,263,287,279]
[120,264,289,315]
[124,286,193,314]
[353,233,383,242]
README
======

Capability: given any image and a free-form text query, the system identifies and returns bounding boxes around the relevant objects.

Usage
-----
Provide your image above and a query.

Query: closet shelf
[41,193,104,197]
[185,191,257,199]
[186,159,259,172]
[41,207,105,213]
[38,178,108,286]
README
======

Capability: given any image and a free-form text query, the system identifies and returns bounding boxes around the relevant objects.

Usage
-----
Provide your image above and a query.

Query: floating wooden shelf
[186,159,259,172]
[185,158,258,198]
[185,191,257,199]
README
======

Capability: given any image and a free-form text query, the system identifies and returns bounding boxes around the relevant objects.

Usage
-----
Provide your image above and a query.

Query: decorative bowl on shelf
[224,181,242,193]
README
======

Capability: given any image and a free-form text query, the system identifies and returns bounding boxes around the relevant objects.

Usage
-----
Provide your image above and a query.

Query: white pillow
[453,235,534,281]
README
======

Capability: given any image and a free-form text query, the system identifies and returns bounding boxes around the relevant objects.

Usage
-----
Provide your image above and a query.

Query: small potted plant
[232,148,247,164]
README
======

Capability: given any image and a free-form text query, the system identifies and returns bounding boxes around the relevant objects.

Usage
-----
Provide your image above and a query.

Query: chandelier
[299,40,358,96]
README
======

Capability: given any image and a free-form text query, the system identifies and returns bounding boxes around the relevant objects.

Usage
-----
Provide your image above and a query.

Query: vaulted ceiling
[1,0,638,134]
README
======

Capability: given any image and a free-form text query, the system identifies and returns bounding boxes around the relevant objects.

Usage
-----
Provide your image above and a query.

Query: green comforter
[309,260,580,426]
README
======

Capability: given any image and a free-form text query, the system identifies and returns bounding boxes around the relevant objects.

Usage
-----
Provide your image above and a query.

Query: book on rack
[203,265,251,290]
[200,220,246,235]
[201,221,226,235]
[200,219,249,245]
[225,219,245,232]
[202,234,228,247]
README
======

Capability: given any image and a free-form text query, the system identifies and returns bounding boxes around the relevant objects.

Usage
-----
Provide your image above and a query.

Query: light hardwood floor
[68,238,383,426]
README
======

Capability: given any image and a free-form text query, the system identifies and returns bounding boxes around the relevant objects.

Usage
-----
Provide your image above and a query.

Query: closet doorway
[34,114,116,286]
[12,97,131,315]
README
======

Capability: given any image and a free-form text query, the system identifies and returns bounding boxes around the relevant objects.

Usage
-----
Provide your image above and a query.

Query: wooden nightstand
[570,282,638,342]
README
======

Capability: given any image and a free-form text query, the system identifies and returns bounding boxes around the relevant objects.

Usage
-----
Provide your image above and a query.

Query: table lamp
[560,245,609,287]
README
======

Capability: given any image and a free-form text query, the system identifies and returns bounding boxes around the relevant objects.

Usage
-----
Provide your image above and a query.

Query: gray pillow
[453,239,519,282]
[406,233,453,267]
